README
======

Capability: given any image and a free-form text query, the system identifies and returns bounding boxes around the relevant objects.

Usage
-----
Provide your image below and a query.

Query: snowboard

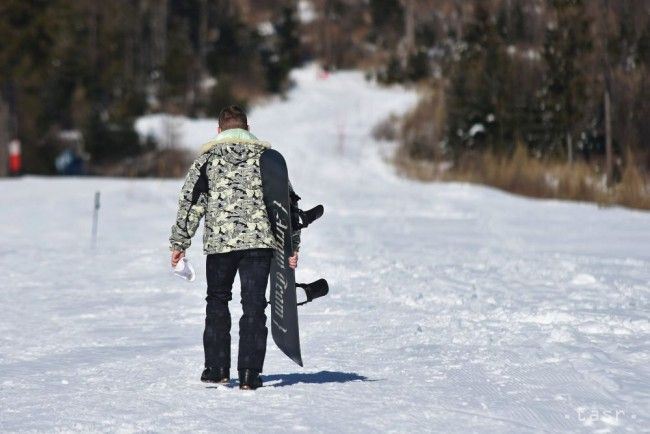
[260,149,303,366]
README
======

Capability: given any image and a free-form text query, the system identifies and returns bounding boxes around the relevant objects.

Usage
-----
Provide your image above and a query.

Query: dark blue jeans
[204,248,272,372]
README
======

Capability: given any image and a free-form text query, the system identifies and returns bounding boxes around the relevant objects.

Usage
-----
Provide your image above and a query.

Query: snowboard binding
[296,279,329,306]
[266,278,329,308]
[290,195,328,307]
[293,205,324,230]
[290,191,324,230]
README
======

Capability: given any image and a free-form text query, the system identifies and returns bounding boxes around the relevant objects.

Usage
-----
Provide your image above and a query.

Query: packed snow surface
[2,65,650,433]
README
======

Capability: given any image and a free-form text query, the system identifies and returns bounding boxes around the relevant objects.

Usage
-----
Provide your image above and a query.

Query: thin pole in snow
[336,119,346,156]
[91,191,100,248]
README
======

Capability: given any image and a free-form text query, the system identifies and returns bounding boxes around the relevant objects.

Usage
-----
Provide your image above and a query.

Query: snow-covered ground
[2,65,650,433]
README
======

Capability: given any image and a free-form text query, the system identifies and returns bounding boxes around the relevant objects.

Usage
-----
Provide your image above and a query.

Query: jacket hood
[199,128,271,154]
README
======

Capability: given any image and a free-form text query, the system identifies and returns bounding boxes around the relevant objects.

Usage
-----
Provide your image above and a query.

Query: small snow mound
[548,328,574,343]
[579,321,611,334]
[571,273,597,285]
[518,311,576,325]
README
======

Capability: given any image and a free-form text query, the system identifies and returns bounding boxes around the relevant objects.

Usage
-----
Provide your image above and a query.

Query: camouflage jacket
[169,128,300,254]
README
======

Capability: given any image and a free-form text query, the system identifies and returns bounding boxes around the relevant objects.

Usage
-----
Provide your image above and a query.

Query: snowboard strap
[296,279,329,306]
[267,279,329,307]
[293,205,325,230]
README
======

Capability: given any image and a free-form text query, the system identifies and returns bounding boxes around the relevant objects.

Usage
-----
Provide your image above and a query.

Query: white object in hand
[173,257,195,282]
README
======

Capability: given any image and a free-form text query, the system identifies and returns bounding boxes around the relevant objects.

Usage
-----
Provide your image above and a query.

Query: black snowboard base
[260,149,303,366]
[260,149,329,367]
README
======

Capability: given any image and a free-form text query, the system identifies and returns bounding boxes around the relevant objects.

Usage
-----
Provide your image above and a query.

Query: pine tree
[446,2,512,157]
[539,0,593,161]
[637,21,650,67]
[368,0,404,48]
[277,5,302,68]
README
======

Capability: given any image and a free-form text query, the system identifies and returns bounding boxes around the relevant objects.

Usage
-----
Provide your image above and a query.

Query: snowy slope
[2,65,650,433]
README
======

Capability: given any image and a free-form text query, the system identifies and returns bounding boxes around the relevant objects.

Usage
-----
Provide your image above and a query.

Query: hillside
[1,66,649,433]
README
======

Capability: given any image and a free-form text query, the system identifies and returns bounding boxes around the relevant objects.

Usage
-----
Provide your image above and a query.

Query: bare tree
[402,0,416,57]
[602,0,614,186]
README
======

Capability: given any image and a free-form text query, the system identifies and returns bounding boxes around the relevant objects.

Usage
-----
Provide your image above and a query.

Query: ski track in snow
[1,65,650,433]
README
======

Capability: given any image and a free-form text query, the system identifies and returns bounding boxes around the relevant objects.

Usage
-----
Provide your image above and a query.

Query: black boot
[201,367,230,384]
[238,369,263,390]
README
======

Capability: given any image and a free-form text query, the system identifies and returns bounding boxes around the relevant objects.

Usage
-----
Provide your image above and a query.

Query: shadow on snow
[263,370,375,388]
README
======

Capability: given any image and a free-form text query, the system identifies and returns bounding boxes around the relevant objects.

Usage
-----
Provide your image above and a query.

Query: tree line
[367,0,650,187]
[2,0,649,190]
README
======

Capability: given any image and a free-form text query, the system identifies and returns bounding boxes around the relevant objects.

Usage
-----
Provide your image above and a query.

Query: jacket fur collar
[199,128,271,154]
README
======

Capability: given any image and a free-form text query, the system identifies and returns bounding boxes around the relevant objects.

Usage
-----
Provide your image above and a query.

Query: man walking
[169,105,299,390]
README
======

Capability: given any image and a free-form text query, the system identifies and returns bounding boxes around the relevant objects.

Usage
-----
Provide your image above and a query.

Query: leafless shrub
[371,114,401,142]
[91,149,193,178]
[394,144,650,210]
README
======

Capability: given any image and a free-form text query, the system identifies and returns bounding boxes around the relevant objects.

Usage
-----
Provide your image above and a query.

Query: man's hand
[171,250,185,267]
[289,252,299,269]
